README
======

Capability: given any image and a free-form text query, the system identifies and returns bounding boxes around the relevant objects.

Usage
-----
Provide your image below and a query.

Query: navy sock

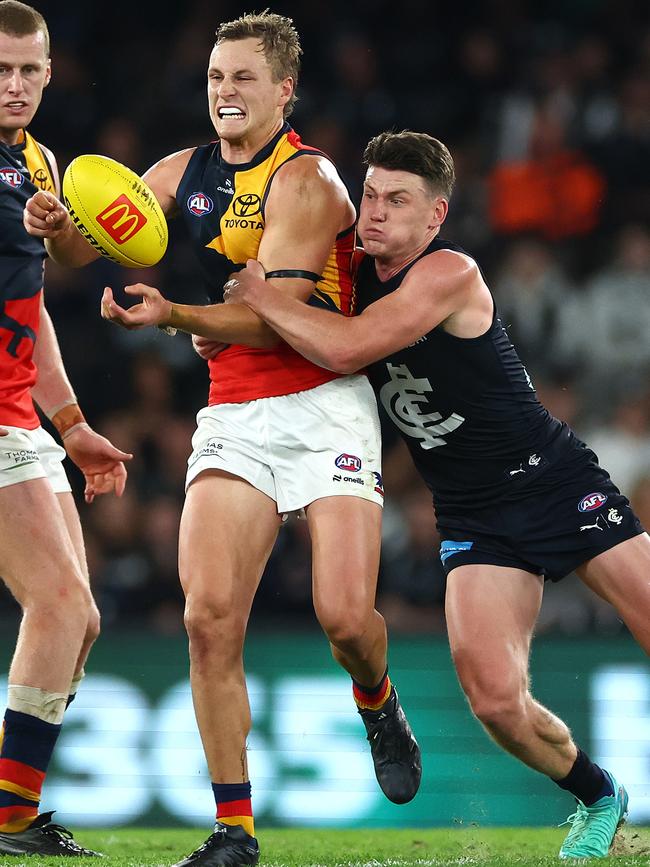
[553,748,614,806]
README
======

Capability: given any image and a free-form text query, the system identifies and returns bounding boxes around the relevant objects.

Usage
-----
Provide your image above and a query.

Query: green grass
[3,826,650,867]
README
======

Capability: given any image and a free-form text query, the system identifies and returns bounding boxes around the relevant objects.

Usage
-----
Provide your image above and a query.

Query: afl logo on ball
[578,492,608,512]
[0,168,24,188]
[233,193,261,217]
[187,192,213,216]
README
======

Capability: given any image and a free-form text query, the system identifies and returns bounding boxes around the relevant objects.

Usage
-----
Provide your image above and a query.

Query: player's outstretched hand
[192,334,228,361]
[101,284,173,330]
[24,190,71,238]
[223,259,266,307]
[63,425,133,503]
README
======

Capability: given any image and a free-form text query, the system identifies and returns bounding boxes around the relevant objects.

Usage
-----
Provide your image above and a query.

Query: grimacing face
[207,36,292,152]
[0,29,50,145]
[358,165,442,263]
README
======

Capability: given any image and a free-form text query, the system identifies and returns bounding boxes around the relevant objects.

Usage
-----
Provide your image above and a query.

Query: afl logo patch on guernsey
[0,168,25,188]
[578,492,608,512]
[233,193,261,217]
[335,453,361,472]
[187,192,214,216]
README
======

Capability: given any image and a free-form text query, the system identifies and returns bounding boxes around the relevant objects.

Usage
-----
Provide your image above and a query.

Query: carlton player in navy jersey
[0,2,130,857]
[225,130,650,860]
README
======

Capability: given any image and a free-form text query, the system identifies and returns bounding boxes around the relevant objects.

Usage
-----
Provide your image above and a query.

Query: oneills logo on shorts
[96,194,147,244]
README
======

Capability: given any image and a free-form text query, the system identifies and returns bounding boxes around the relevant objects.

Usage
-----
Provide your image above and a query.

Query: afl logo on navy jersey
[233,193,261,217]
[0,168,25,188]
[578,492,608,512]
[187,192,214,216]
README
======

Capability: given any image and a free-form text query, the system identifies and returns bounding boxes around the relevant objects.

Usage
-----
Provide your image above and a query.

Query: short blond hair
[216,10,302,118]
[0,0,49,56]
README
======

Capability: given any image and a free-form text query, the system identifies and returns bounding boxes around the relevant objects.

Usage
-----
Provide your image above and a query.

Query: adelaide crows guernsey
[0,130,55,428]
[177,123,355,404]
[356,237,571,515]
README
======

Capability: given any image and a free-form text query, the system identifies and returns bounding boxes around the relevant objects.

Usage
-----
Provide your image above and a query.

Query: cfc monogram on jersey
[0,131,56,428]
[177,123,355,404]
[356,237,567,512]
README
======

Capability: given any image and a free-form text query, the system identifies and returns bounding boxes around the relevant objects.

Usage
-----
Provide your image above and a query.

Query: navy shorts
[437,443,645,582]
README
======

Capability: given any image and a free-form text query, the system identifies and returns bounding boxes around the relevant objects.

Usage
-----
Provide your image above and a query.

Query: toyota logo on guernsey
[335,454,361,472]
[578,492,608,512]
[0,168,24,188]
[187,192,213,216]
[96,194,147,244]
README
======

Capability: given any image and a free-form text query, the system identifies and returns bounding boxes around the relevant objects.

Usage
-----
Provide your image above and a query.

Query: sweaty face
[207,37,292,154]
[0,30,50,145]
[358,166,442,264]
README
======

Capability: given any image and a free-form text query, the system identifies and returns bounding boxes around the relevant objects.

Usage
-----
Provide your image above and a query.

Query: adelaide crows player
[25,13,421,867]
[224,130,650,861]
[0,0,131,857]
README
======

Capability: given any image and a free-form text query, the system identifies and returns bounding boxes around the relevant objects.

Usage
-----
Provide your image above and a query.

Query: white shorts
[0,425,71,493]
[186,374,384,514]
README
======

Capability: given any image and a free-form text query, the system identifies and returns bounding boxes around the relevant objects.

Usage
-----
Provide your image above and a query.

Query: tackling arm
[226,251,480,372]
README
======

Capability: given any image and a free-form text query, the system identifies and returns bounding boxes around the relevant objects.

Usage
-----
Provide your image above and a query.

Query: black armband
[265,269,322,283]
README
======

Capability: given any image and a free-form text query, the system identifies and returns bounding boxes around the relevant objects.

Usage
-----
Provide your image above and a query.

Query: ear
[278,76,293,109]
[43,60,52,88]
[428,197,448,230]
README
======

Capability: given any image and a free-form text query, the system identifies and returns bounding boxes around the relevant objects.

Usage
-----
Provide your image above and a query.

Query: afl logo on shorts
[578,492,608,512]
[187,192,214,216]
[0,168,24,188]
[335,453,361,472]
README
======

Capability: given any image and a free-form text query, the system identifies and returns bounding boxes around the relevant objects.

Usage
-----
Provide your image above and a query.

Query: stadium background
[1,0,649,831]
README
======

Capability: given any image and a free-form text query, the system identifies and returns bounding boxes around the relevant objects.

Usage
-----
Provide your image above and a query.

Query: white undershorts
[186,374,384,514]
[0,425,71,493]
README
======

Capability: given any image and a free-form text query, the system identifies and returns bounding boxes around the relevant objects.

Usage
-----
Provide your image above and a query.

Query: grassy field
[4,825,650,867]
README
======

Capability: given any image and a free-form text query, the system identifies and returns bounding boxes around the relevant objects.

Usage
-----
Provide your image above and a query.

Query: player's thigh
[445,564,543,692]
[576,532,650,617]
[179,469,282,614]
[0,477,86,606]
[307,495,382,615]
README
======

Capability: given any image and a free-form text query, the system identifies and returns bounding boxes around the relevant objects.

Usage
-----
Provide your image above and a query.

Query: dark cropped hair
[216,10,302,118]
[363,130,455,199]
[0,1,49,56]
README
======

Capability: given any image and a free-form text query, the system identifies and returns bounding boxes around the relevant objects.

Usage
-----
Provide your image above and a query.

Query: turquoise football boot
[559,771,629,859]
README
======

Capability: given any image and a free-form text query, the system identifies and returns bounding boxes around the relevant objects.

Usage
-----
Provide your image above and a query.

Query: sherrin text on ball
[62,155,168,267]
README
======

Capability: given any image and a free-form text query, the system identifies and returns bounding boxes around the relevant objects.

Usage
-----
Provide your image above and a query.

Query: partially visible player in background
[224,130,650,861]
[0,1,131,856]
[24,11,420,867]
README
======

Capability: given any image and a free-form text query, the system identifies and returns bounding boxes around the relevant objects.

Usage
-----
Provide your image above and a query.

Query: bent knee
[318,608,372,650]
[184,593,247,653]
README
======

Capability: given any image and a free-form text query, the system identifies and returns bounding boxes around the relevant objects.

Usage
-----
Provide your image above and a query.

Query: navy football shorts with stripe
[437,443,645,583]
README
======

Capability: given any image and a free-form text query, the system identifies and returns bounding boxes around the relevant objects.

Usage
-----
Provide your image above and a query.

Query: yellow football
[62,154,168,268]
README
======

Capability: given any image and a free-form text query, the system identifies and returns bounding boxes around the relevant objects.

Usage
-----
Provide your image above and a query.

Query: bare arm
[102,155,355,348]
[33,297,132,500]
[225,251,488,372]
[23,148,193,267]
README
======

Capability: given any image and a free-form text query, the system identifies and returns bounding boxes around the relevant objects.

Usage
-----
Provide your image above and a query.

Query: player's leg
[446,563,578,774]
[56,491,101,705]
[175,470,281,867]
[446,563,626,858]
[308,495,385,684]
[576,533,650,653]
[0,477,100,855]
[308,495,421,804]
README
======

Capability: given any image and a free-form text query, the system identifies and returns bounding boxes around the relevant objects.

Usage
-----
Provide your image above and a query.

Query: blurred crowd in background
[3,0,649,638]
